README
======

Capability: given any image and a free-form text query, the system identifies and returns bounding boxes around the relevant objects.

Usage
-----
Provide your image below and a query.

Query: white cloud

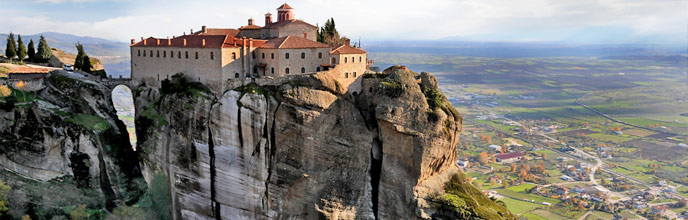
[1,0,685,43]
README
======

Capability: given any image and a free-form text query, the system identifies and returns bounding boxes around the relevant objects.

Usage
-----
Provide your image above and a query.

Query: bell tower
[276,3,294,22]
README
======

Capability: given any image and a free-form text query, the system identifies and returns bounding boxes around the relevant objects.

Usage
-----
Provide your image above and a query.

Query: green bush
[422,85,445,110]
[137,173,171,220]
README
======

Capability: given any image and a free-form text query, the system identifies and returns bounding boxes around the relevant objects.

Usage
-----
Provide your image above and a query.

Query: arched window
[301,52,305,59]
[137,50,140,56]
[353,72,357,77]
[331,58,336,64]
[195,52,198,59]
[262,53,265,59]
[344,57,348,63]
[143,50,146,57]
[359,56,362,62]
[345,72,349,78]
[271,67,274,74]
[316,67,321,72]
[178,51,181,59]
[351,56,355,63]
[318,52,322,59]
[271,53,274,59]
[163,51,166,58]
[285,68,290,74]
[252,51,256,59]
[150,50,153,57]
[301,67,305,73]
[210,52,214,60]
[156,50,159,57]
[170,51,173,58]
[285,53,290,59]
[185,51,189,59]
[232,52,237,60]
[235,73,239,78]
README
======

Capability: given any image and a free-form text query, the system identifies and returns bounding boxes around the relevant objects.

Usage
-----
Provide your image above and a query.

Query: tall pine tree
[317,18,347,47]
[4,33,16,62]
[17,35,27,63]
[74,43,85,70]
[81,55,93,73]
[27,39,35,62]
[36,35,52,63]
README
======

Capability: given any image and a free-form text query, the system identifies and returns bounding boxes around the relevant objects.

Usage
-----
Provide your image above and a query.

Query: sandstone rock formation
[48,47,104,70]
[134,67,511,219]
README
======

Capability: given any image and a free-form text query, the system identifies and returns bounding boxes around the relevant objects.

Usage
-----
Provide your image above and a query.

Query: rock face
[135,67,475,219]
[0,72,142,216]
[48,48,104,70]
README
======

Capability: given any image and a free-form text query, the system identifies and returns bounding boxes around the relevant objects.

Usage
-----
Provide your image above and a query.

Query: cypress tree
[81,55,92,73]
[36,35,52,63]
[17,35,27,63]
[74,43,85,70]
[27,39,35,62]
[4,33,16,62]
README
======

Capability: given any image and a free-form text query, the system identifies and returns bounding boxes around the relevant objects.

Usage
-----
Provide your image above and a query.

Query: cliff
[134,66,516,219]
[0,72,143,218]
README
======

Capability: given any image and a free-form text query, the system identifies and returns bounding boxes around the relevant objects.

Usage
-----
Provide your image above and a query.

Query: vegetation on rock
[431,173,517,220]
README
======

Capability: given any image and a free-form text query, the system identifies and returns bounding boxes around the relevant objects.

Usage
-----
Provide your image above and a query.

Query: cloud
[1,0,685,44]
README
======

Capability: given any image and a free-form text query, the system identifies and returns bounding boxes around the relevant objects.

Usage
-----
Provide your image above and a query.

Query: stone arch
[111,84,137,150]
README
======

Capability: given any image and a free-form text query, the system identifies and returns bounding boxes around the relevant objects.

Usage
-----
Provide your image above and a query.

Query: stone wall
[131,47,223,91]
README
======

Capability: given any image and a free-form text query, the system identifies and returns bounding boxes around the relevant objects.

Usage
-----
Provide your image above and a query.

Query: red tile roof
[330,45,366,54]
[277,3,293,10]
[8,67,50,74]
[196,28,240,37]
[263,19,316,29]
[131,35,227,48]
[239,24,262,30]
[495,152,524,160]
[260,36,329,49]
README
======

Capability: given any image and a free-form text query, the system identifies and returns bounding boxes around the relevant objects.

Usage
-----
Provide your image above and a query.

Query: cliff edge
[134,66,516,219]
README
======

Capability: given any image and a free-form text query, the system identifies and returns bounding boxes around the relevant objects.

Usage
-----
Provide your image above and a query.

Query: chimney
[248,18,254,26]
[168,38,171,45]
[202,39,206,46]
[156,39,160,45]
[143,39,147,45]
[190,29,193,34]
[130,39,135,44]
[202,25,207,33]
[265,13,272,26]
[183,39,187,46]
[183,32,186,36]
[345,38,351,46]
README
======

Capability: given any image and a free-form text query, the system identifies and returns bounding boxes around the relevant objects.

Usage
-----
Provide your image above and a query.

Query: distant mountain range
[0,32,129,58]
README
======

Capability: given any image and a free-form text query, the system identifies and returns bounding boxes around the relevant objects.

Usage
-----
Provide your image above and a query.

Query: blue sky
[1,0,686,45]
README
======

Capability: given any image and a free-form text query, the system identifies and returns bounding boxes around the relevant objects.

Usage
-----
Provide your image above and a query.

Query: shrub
[138,173,171,220]
[69,205,88,220]
[0,85,10,97]
[422,85,445,110]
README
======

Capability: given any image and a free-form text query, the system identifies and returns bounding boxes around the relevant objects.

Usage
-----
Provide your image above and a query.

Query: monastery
[130,3,370,94]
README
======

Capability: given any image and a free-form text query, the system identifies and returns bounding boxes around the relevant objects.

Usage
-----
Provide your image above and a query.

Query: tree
[0,85,10,97]
[0,179,10,216]
[478,152,489,166]
[490,178,497,186]
[502,180,509,188]
[17,35,27,62]
[75,43,85,69]
[81,55,93,73]
[4,33,16,62]
[27,39,35,62]
[36,35,52,62]
[317,18,348,47]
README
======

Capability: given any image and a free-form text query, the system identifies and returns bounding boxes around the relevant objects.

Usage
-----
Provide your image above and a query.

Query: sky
[0,0,686,45]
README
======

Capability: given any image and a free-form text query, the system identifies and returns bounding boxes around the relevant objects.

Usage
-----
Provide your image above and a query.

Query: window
[163,51,166,58]
[345,72,349,78]
[252,51,256,59]
[353,72,357,77]
[271,53,274,59]
[235,73,239,78]
[271,67,274,74]
[137,50,140,56]
[301,67,305,73]
[195,52,198,59]
[150,50,153,57]
[331,58,336,64]
[359,56,362,62]
[262,53,265,59]
[285,53,290,59]
[253,66,258,74]
[301,52,305,59]
[170,51,173,58]
[318,52,322,59]
[178,51,181,59]
[316,67,321,72]
[185,51,188,59]
[143,50,146,57]
[344,57,347,63]
[232,52,237,60]
[285,68,290,74]
[352,56,355,63]
[210,52,214,60]
[156,50,159,57]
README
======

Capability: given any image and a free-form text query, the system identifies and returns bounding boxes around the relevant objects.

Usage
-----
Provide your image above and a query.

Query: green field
[500,197,545,215]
